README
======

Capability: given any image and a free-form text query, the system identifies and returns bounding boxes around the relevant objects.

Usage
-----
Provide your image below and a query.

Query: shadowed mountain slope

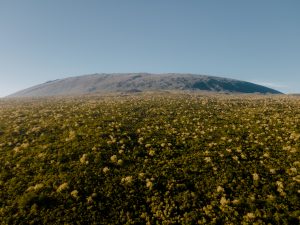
[8,73,282,97]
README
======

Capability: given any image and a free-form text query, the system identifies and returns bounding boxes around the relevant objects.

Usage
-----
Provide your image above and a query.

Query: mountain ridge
[7,73,282,97]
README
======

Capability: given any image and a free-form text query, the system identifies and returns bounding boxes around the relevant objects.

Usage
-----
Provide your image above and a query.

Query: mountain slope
[8,73,282,97]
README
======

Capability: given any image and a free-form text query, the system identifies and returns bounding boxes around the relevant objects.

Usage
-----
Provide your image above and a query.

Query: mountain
[8,73,282,97]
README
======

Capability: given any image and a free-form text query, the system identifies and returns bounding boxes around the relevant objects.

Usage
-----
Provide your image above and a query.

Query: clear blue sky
[0,0,299,96]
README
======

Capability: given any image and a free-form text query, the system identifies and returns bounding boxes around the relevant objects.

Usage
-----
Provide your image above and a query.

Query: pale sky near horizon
[0,0,299,96]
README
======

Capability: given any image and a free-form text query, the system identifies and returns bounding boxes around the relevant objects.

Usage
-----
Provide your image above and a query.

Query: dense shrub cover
[0,93,299,224]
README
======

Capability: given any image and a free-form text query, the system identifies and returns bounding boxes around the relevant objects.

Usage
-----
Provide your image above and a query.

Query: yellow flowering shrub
[0,93,299,224]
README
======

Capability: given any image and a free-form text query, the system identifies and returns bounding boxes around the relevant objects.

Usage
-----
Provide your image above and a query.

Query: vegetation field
[0,93,299,224]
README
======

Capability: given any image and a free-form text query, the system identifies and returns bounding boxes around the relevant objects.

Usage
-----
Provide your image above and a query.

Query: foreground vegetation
[0,93,299,224]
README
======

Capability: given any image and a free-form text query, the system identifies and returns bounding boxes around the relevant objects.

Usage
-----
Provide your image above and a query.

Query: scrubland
[0,93,299,224]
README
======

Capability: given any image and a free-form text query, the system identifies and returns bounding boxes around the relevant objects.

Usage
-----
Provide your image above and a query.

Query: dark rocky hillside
[8,73,282,97]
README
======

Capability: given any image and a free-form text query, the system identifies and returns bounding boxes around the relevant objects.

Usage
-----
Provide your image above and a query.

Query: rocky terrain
[8,73,282,97]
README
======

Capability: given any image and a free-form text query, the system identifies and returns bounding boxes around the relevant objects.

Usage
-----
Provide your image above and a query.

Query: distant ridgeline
[8,73,282,97]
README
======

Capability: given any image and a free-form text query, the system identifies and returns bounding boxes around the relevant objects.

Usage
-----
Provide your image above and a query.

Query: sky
[0,0,299,96]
